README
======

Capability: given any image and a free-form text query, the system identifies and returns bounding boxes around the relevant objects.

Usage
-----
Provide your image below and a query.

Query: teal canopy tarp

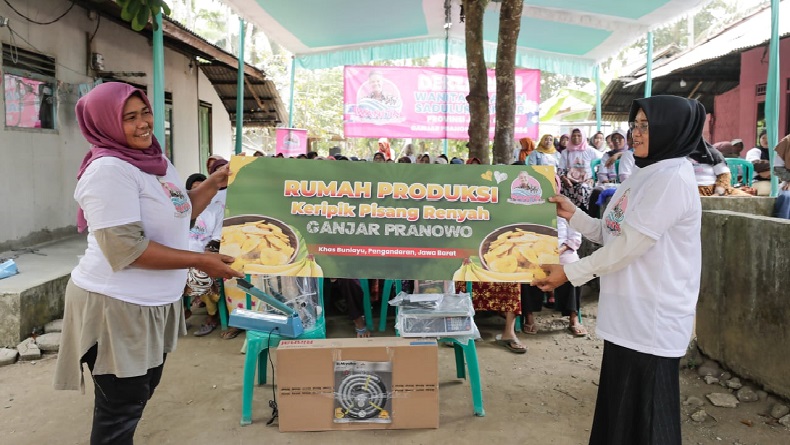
[221,0,707,77]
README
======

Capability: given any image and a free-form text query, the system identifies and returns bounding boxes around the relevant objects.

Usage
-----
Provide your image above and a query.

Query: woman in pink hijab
[53,82,242,444]
[558,128,598,212]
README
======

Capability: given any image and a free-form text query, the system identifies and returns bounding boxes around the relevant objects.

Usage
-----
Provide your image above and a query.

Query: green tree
[113,0,171,31]
[492,0,523,165]
[463,0,491,164]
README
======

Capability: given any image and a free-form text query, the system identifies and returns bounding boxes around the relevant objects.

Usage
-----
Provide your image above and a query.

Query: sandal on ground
[220,328,242,340]
[568,324,588,337]
[194,323,216,337]
[522,324,539,335]
[495,337,527,354]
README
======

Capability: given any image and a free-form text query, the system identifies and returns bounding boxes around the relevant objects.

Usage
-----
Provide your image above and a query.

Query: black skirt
[589,341,682,445]
[521,281,579,316]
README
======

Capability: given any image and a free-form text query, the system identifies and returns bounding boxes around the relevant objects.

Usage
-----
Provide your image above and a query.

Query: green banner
[221,157,559,282]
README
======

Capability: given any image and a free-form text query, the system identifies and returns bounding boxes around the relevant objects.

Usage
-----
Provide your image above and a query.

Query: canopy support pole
[594,65,602,132]
[645,31,653,98]
[152,13,165,145]
[288,56,296,129]
[766,0,780,197]
[235,18,245,155]
[443,0,451,157]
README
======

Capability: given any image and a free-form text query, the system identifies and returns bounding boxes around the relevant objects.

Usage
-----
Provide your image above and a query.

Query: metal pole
[288,56,296,128]
[645,31,653,98]
[594,65,602,132]
[766,0,780,197]
[235,18,245,155]
[152,13,165,144]
[443,0,451,157]
[443,31,449,157]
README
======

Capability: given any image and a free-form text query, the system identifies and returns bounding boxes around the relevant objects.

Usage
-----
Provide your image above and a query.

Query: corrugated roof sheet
[627,2,790,85]
[74,0,287,127]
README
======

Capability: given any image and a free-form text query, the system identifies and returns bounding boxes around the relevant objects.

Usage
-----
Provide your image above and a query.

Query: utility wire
[3,0,76,25]
[6,24,86,77]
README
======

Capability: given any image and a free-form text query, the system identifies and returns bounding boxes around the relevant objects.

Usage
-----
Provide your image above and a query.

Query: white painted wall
[0,0,233,247]
[199,72,234,160]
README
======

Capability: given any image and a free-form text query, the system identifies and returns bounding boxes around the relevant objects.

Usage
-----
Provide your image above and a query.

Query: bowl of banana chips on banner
[220,215,322,277]
[454,224,558,282]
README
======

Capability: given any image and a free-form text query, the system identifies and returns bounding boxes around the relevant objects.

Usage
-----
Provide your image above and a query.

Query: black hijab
[628,96,706,168]
[688,139,726,166]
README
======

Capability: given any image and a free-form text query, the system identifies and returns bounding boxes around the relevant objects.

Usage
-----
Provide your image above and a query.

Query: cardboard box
[276,337,438,432]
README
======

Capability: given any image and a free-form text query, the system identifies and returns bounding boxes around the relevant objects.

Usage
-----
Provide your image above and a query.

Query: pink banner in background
[276,128,308,157]
[343,66,540,140]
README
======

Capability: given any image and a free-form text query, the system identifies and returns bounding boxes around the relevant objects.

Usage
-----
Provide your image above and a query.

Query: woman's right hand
[548,194,576,221]
[197,253,244,279]
[605,152,622,168]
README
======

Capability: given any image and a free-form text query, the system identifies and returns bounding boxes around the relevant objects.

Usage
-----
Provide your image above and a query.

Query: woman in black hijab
[534,96,706,445]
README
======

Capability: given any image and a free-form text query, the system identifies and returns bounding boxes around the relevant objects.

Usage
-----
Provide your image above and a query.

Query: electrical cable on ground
[266,326,278,426]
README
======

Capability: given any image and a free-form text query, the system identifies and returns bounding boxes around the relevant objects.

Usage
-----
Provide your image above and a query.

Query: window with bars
[2,44,57,129]
[755,83,766,97]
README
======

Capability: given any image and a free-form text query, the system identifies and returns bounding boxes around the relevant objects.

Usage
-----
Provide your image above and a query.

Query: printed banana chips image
[220,215,323,277]
[453,224,558,282]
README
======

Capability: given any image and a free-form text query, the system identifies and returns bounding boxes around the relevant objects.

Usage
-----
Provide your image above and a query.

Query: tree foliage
[114,0,171,31]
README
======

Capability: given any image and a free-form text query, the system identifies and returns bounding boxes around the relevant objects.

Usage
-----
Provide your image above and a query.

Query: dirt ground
[1,287,788,445]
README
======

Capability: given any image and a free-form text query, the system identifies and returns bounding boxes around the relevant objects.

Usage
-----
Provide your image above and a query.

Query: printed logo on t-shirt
[604,188,629,235]
[189,217,209,243]
[690,159,705,175]
[159,180,191,217]
[507,171,544,205]
[568,158,590,182]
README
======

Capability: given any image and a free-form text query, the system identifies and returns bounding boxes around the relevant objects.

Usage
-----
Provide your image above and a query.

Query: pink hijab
[75,82,167,232]
[565,128,589,152]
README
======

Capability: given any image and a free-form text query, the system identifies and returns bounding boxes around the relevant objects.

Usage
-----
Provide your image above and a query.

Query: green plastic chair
[391,285,485,417]
[378,279,403,332]
[590,158,602,183]
[438,336,485,416]
[725,158,754,186]
[217,280,229,330]
[239,277,325,426]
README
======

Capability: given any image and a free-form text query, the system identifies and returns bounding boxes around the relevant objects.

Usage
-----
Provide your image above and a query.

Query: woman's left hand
[532,264,568,292]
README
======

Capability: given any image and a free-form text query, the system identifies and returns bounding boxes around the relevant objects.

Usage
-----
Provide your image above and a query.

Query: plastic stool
[239,279,326,426]
[240,320,326,425]
[439,336,485,416]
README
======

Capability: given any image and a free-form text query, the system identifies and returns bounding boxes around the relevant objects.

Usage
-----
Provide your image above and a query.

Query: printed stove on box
[275,337,438,432]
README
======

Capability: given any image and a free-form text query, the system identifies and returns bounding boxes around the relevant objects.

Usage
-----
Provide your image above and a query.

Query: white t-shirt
[188,202,224,252]
[617,150,637,182]
[597,153,620,184]
[744,147,764,162]
[559,148,597,182]
[526,150,560,168]
[596,157,701,357]
[689,159,729,186]
[71,157,192,306]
